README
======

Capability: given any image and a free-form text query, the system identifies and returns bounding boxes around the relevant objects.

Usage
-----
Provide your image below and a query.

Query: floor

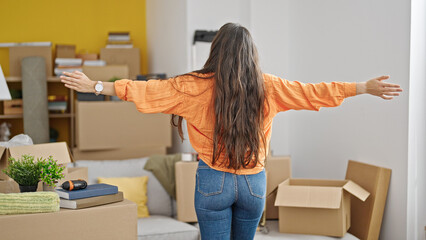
[254,221,359,240]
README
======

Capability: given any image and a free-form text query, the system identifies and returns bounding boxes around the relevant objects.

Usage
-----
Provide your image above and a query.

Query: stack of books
[56,183,123,209]
[54,58,83,76]
[83,60,106,66]
[106,32,133,48]
[47,95,68,113]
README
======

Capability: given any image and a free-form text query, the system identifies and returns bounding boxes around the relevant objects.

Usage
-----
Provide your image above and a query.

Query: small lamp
[0,65,11,100]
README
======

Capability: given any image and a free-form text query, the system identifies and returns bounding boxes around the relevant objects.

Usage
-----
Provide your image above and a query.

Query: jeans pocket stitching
[197,170,225,197]
[244,175,265,199]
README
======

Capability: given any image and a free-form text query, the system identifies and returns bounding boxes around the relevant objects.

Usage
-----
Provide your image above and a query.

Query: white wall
[251,0,411,239]
[146,0,191,153]
[407,0,426,239]
[186,0,251,72]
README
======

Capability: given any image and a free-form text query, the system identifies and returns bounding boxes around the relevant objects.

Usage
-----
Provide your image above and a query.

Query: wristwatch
[94,81,104,96]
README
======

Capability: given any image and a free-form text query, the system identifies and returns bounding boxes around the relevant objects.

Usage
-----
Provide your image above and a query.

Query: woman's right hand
[60,71,96,93]
[356,75,403,100]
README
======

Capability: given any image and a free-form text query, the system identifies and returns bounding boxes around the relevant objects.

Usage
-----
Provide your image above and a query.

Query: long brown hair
[172,23,266,170]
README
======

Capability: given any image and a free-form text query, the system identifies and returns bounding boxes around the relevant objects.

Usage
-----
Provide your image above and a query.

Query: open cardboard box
[274,178,370,237]
[0,142,73,180]
[0,141,88,192]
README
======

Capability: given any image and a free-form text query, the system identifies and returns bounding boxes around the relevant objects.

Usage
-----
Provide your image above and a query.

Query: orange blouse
[114,73,357,175]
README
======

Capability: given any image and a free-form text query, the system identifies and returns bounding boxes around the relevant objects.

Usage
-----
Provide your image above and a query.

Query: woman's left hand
[356,75,403,100]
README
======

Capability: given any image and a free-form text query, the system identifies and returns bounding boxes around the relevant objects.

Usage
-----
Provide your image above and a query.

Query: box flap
[265,156,291,196]
[343,180,370,201]
[0,146,6,157]
[9,142,72,164]
[274,181,342,209]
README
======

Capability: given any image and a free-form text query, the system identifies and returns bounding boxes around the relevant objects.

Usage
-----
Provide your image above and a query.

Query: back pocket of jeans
[244,170,266,199]
[197,168,225,196]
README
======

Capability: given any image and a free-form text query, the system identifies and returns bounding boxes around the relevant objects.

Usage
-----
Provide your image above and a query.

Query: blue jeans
[194,160,266,240]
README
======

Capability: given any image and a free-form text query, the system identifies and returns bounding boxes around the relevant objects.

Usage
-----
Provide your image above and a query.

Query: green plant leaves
[39,156,65,187]
[2,155,65,187]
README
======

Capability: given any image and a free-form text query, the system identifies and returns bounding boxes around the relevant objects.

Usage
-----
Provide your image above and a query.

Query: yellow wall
[0,0,147,76]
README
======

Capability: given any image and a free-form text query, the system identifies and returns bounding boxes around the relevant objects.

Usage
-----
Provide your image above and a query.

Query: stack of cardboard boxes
[174,157,391,239]
[0,142,138,240]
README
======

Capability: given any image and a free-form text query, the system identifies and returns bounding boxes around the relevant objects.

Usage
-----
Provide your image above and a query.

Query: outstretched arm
[60,71,116,96]
[268,74,403,112]
[61,70,186,115]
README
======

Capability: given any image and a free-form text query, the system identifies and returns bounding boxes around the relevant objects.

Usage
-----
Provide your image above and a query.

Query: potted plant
[2,155,42,192]
[40,156,65,191]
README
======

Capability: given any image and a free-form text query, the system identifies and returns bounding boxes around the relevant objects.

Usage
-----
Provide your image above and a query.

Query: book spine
[69,186,118,200]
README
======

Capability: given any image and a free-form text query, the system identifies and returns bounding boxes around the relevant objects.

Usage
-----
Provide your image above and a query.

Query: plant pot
[42,182,58,192]
[19,184,38,192]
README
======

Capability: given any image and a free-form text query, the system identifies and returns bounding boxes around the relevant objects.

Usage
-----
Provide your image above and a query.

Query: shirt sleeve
[267,74,357,113]
[114,77,185,115]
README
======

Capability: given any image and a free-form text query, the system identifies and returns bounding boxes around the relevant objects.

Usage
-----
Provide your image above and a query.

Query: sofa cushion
[98,176,150,218]
[138,215,199,240]
[73,158,172,217]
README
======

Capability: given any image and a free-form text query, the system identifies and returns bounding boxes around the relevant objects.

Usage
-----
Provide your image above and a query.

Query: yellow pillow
[98,176,149,218]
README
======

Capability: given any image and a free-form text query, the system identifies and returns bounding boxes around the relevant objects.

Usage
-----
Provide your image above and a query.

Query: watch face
[95,83,103,92]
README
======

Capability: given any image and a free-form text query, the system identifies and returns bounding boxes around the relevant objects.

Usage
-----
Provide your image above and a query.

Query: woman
[61,23,402,239]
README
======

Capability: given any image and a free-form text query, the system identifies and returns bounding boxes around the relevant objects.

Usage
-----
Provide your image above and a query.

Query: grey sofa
[72,158,199,240]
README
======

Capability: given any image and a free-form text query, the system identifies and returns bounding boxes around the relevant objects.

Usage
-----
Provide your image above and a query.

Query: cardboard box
[72,146,167,160]
[76,101,171,151]
[2,99,23,115]
[345,160,391,240]
[0,142,73,180]
[9,46,53,76]
[264,156,291,219]
[100,48,140,79]
[55,44,75,58]
[76,53,98,61]
[0,180,42,193]
[0,199,137,240]
[275,178,370,237]
[82,65,129,82]
[175,161,198,222]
